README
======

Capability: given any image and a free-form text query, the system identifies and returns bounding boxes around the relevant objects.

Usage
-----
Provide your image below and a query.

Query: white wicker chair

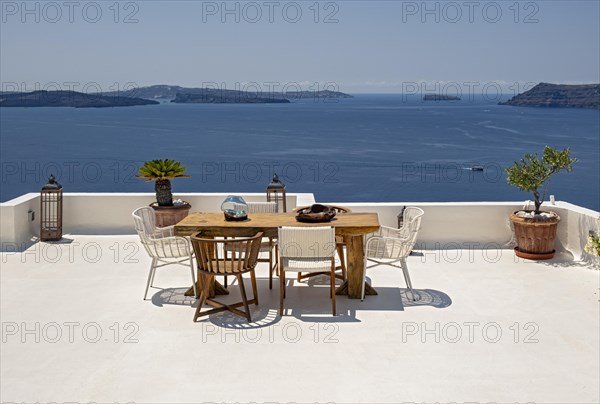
[247,201,279,213]
[278,226,337,316]
[293,205,351,281]
[362,207,424,301]
[224,201,279,289]
[132,207,197,300]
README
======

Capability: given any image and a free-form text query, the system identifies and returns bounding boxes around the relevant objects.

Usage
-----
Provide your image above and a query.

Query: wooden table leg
[212,278,230,296]
[185,277,229,298]
[336,235,377,299]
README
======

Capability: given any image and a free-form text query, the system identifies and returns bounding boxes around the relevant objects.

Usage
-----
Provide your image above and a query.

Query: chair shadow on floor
[150,281,283,330]
[401,288,453,308]
[151,287,196,307]
[340,276,452,317]
[149,276,452,328]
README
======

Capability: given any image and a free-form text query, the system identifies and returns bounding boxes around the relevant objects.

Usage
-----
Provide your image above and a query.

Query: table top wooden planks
[174,212,380,238]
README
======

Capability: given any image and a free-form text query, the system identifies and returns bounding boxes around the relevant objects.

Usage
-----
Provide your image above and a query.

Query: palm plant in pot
[505,146,577,260]
[137,159,191,227]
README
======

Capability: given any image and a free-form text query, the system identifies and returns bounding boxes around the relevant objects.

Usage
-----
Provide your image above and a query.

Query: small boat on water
[462,165,484,171]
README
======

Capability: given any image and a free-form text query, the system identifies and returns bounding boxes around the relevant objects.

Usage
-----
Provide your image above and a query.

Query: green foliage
[505,146,576,214]
[585,216,600,269]
[586,233,600,256]
[137,159,190,181]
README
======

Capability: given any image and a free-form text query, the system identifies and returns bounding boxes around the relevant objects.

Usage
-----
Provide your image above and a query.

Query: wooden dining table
[174,211,380,299]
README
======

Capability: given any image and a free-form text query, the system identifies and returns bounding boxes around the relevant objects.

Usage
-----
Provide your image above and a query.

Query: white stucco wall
[326,201,599,261]
[0,193,39,251]
[0,192,313,250]
[2,193,598,260]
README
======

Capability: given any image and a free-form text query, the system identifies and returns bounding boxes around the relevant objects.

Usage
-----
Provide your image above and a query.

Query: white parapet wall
[325,201,599,261]
[0,193,40,251]
[1,193,598,261]
[0,192,315,251]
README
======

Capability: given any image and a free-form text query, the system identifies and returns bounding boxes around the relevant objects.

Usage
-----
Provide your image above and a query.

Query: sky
[1,0,599,94]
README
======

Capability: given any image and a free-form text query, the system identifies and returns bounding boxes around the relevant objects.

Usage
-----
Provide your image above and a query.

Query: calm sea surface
[1,95,599,210]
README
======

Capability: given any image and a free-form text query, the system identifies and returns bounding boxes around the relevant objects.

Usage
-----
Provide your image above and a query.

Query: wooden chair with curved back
[191,232,263,322]
[223,201,279,290]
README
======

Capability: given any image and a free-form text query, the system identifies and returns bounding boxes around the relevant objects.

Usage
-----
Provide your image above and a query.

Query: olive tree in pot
[505,146,577,260]
[137,159,191,227]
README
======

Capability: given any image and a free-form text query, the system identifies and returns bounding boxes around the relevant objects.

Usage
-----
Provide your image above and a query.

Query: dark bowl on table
[295,204,337,223]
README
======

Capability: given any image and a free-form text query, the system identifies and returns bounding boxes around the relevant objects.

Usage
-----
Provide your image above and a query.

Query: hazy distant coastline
[0,85,354,107]
[0,90,158,108]
[107,85,354,104]
[4,83,599,108]
[423,94,461,101]
[499,83,600,109]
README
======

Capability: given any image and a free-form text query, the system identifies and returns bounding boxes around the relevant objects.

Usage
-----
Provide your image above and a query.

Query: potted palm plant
[137,159,191,227]
[505,146,577,260]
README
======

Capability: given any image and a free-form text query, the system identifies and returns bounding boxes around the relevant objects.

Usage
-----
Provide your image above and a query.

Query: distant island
[423,94,461,101]
[499,83,600,109]
[172,91,290,104]
[287,89,354,99]
[0,85,354,107]
[0,90,159,108]
[104,85,353,103]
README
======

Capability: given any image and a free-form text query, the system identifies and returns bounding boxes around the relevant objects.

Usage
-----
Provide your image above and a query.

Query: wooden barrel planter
[510,211,560,260]
[150,202,191,227]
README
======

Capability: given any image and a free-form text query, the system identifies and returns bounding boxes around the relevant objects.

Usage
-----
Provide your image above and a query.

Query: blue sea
[1,95,599,210]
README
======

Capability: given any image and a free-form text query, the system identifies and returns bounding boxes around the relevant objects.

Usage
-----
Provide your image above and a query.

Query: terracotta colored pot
[510,211,560,260]
[150,201,191,227]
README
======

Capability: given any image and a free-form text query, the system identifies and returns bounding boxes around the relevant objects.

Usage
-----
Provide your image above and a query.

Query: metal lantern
[40,174,63,241]
[397,206,406,228]
[266,173,286,212]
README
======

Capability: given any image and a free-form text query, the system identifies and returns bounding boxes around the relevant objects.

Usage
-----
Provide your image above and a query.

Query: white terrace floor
[1,234,599,404]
